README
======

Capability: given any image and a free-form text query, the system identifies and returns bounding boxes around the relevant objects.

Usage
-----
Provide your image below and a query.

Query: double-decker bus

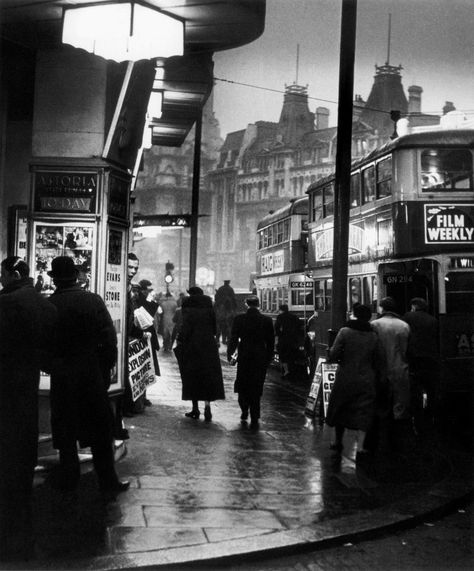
[306,126,474,399]
[255,196,314,321]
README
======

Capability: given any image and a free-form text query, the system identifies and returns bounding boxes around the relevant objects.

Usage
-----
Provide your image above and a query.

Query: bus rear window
[445,272,474,312]
[421,149,473,192]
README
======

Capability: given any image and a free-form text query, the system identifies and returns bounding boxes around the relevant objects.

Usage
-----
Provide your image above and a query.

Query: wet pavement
[4,348,473,570]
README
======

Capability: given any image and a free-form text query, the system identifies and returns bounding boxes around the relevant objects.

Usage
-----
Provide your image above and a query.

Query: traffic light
[165,261,174,284]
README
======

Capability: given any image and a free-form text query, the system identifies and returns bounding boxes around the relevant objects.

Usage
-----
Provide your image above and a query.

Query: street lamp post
[330,0,358,338]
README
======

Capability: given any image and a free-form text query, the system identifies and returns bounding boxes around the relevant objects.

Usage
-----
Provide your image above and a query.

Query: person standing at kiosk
[48,256,129,499]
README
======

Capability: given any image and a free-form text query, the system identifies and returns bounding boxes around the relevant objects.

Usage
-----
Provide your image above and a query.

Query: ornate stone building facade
[132,95,223,292]
[206,63,444,290]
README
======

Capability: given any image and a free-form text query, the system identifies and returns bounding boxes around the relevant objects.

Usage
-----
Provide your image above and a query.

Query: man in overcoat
[371,296,412,451]
[403,297,440,430]
[274,304,301,377]
[214,279,237,345]
[48,256,129,498]
[227,296,274,427]
[0,256,57,561]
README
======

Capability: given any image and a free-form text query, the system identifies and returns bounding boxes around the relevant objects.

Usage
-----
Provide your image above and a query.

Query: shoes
[115,428,130,440]
[250,420,259,429]
[101,480,130,501]
[329,442,343,452]
[204,405,212,422]
[185,410,200,419]
[144,398,152,407]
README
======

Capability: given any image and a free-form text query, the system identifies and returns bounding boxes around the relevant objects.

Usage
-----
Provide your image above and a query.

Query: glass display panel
[33,222,94,293]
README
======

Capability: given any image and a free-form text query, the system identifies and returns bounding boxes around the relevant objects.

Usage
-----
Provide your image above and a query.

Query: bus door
[379,259,439,316]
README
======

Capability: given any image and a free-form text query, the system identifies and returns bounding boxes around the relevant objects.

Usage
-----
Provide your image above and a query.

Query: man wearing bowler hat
[48,256,129,499]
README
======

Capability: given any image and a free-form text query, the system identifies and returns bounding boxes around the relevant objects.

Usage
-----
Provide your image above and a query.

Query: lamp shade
[62,2,184,62]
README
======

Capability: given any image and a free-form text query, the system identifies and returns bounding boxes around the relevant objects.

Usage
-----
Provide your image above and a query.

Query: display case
[29,162,130,396]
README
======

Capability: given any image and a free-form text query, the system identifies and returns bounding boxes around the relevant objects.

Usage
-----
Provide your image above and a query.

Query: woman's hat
[47,256,78,280]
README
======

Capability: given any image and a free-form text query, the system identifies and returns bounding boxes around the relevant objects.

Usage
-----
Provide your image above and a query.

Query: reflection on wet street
[29,348,436,563]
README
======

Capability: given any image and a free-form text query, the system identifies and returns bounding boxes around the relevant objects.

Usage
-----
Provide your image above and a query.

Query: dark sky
[213,0,474,137]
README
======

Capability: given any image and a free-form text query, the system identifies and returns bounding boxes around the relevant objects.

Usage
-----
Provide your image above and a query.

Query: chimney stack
[315,107,329,130]
[408,85,423,114]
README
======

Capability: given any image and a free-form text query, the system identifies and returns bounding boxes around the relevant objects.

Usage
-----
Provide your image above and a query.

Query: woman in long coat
[326,304,381,454]
[176,286,224,421]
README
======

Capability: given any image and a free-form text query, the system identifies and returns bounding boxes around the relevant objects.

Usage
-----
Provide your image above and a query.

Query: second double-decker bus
[255,196,314,322]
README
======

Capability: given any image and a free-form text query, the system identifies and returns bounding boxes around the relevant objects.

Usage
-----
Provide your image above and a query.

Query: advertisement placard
[128,336,156,401]
[322,362,338,417]
[304,358,325,417]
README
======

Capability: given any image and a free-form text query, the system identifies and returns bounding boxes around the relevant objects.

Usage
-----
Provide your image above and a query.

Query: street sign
[133,214,191,227]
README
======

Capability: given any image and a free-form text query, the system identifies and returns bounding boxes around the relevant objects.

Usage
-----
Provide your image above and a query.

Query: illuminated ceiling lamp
[62,2,184,62]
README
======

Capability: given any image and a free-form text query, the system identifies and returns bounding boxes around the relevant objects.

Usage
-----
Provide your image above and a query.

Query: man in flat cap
[227,296,274,428]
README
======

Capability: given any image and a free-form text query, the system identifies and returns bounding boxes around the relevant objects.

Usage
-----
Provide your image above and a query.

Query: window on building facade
[376,156,392,198]
[421,149,473,191]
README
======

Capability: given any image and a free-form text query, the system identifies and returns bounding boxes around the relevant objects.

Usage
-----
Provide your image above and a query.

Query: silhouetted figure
[326,304,382,455]
[372,296,412,453]
[403,297,440,431]
[48,257,129,500]
[159,291,178,351]
[176,286,225,421]
[214,279,237,344]
[227,296,274,428]
[0,256,57,561]
[275,304,300,377]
